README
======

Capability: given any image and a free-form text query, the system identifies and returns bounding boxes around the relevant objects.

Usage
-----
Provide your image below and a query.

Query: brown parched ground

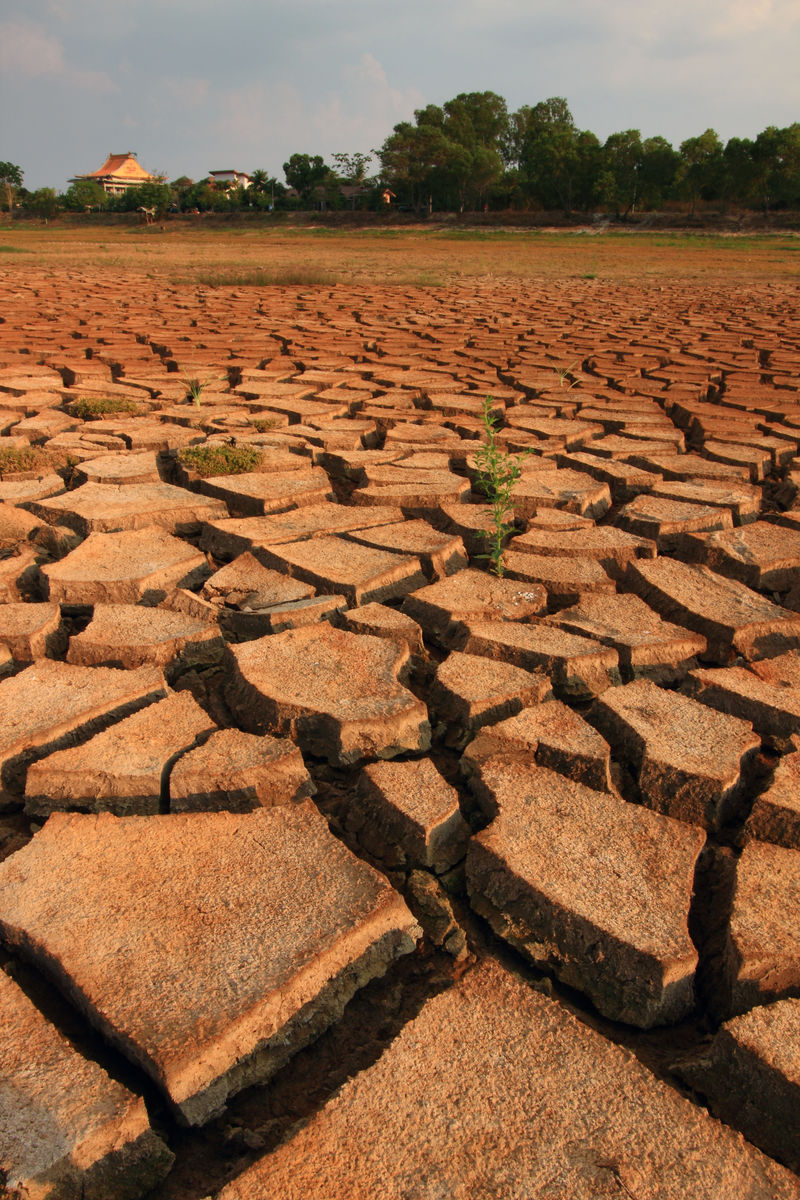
[0,222,799,1199]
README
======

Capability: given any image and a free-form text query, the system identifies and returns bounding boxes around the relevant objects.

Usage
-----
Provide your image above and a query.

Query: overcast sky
[1,0,798,192]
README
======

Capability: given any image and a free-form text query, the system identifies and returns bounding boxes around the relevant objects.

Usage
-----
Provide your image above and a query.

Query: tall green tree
[752,124,800,213]
[115,181,173,217]
[282,153,331,203]
[571,130,603,211]
[332,152,373,183]
[599,130,644,216]
[443,92,507,209]
[379,93,507,212]
[169,176,194,212]
[63,179,106,211]
[638,137,680,208]
[721,137,758,208]
[506,98,581,213]
[379,113,461,212]
[28,188,59,220]
[247,170,284,209]
[0,162,23,214]
[678,129,723,215]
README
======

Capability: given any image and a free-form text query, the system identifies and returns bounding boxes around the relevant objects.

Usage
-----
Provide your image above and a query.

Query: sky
[1,0,798,193]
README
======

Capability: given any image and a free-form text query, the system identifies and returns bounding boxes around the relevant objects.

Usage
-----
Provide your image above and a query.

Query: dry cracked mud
[0,249,799,1197]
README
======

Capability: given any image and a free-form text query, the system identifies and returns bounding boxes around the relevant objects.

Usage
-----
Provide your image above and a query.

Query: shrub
[0,445,55,477]
[0,445,79,483]
[178,443,264,478]
[68,396,141,420]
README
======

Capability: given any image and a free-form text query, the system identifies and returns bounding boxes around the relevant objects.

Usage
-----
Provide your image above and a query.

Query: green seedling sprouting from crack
[180,369,221,407]
[473,396,532,577]
[554,361,579,389]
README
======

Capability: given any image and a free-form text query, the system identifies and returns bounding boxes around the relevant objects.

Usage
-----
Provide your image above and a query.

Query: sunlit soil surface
[0,228,799,1199]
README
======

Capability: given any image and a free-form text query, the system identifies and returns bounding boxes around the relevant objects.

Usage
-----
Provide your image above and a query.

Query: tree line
[377,94,799,217]
[3,93,799,221]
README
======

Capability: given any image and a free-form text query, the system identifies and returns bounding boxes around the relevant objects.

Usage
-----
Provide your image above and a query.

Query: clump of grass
[0,445,54,477]
[0,445,79,483]
[178,443,264,478]
[0,245,30,254]
[250,417,281,433]
[68,396,141,420]
[473,397,531,576]
[188,266,340,288]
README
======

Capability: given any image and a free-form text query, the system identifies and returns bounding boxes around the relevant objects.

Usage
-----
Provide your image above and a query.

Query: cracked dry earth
[0,263,799,1199]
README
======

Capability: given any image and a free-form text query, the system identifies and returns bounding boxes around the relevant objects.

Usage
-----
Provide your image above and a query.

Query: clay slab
[218,961,800,1200]
[466,758,704,1026]
[24,691,216,816]
[225,624,431,765]
[0,661,166,804]
[42,527,209,606]
[0,804,421,1125]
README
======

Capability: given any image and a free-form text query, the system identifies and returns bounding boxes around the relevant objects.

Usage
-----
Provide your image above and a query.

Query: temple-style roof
[70,153,156,194]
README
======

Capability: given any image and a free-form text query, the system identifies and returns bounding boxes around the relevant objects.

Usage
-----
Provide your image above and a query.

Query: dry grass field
[2,220,799,287]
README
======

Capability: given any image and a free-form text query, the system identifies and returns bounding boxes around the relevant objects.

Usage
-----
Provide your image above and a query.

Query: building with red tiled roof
[69,152,157,196]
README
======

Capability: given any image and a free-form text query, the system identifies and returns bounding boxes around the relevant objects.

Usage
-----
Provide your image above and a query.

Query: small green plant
[473,397,531,577]
[68,396,141,420]
[178,443,264,478]
[554,361,579,388]
[180,369,220,406]
[251,417,281,433]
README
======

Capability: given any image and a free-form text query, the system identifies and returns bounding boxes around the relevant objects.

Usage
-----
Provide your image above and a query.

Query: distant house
[208,170,252,191]
[340,183,369,210]
[69,152,157,196]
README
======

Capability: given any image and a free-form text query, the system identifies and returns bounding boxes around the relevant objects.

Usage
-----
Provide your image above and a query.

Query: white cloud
[347,52,425,121]
[164,76,210,110]
[213,81,304,147]
[591,0,798,48]
[0,20,64,75]
[206,53,424,172]
[0,19,113,89]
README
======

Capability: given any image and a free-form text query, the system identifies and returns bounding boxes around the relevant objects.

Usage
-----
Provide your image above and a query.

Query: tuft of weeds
[472,396,531,576]
[0,445,54,477]
[0,245,30,254]
[250,417,281,433]
[178,443,264,478]
[68,396,141,420]
[0,445,79,483]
